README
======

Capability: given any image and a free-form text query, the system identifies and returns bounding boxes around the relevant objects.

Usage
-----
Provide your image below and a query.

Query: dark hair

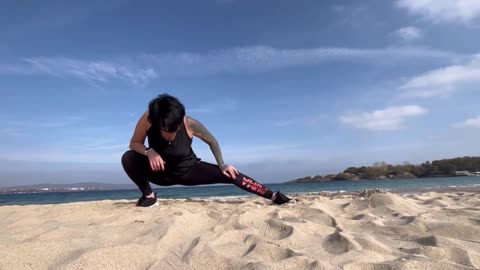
[148,93,185,132]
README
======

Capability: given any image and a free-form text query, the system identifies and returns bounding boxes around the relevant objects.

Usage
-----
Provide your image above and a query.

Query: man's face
[160,126,180,142]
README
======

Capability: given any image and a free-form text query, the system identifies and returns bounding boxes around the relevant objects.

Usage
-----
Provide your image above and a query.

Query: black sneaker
[136,192,159,207]
[272,191,291,205]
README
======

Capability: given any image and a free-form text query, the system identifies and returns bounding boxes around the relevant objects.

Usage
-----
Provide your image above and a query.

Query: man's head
[148,93,185,133]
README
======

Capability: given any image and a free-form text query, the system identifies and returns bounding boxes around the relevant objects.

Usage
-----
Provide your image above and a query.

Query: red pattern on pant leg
[242,177,253,186]
[242,177,268,195]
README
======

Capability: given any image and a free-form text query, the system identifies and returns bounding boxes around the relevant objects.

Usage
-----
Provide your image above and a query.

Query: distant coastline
[287,156,480,183]
[286,173,469,184]
[0,183,137,195]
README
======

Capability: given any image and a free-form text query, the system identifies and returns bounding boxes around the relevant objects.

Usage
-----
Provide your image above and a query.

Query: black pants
[121,150,274,199]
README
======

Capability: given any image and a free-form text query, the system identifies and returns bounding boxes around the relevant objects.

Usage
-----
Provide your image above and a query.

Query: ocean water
[1,176,480,206]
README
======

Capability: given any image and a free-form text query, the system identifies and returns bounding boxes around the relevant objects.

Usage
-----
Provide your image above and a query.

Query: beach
[1,188,480,270]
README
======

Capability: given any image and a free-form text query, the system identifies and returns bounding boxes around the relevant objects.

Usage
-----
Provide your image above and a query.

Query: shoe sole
[147,201,159,207]
[136,201,159,208]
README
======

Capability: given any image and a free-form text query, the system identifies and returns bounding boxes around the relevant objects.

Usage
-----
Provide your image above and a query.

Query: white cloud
[400,55,480,97]
[395,26,422,41]
[144,46,458,75]
[397,0,480,23]
[340,105,427,131]
[0,64,36,75]
[452,116,480,128]
[1,46,461,86]
[23,57,157,87]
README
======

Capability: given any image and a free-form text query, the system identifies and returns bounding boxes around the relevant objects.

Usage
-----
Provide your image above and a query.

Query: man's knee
[121,150,138,169]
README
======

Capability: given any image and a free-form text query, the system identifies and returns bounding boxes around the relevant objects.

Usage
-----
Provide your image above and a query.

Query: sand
[1,189,480,270]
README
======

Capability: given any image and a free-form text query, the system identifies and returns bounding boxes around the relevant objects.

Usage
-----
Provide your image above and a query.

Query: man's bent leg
[121,150,155,196]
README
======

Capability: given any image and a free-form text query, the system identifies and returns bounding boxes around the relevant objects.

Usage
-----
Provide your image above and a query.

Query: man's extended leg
[176,161,290,203]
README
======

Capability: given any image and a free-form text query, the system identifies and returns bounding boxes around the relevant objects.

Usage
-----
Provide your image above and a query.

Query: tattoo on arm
[187,116,225,168]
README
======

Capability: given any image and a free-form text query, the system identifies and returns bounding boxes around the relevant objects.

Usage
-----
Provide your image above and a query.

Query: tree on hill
[342,157,480,179]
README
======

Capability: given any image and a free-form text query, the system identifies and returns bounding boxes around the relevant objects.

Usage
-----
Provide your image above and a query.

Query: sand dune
[1,189,480,270]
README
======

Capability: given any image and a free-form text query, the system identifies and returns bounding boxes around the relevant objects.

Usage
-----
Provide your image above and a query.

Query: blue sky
[1,0,480,187]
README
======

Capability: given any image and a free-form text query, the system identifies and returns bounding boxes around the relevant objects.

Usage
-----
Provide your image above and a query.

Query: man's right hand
[147,149,166,171]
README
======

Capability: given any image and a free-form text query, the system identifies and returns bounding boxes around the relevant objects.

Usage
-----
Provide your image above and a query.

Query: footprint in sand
[48,249,88,269]
[239,262,272,270]
[264,219,294,240]
[280,216,307,223]
[404,246,478,268]
[298,208,337,227]
[206,210,222,220]
[180,236,200,263]
[416,235,439,247]
[322,231,362,254]
[241,242,303,261]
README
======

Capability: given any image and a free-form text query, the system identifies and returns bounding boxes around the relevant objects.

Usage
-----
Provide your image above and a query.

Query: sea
[1,176,480,206]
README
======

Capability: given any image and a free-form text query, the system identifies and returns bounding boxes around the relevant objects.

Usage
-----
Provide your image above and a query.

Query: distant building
[69,187,85,191]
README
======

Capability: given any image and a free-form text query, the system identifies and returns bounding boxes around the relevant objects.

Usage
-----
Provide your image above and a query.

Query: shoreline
[3,175,480,195]
[390,185,480,194]
[1,185,480,207]
[0,185,480,208]
[292,185,480,197]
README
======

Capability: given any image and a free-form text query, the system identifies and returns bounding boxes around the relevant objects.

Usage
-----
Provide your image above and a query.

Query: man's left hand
[221,164,239,179]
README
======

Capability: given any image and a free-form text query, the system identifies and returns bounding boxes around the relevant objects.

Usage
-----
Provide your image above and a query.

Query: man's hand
[221,164,239,179]
[147,149,166,171]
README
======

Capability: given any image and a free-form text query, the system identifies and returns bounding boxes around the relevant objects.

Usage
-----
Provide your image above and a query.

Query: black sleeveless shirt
[147,121,199,176]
